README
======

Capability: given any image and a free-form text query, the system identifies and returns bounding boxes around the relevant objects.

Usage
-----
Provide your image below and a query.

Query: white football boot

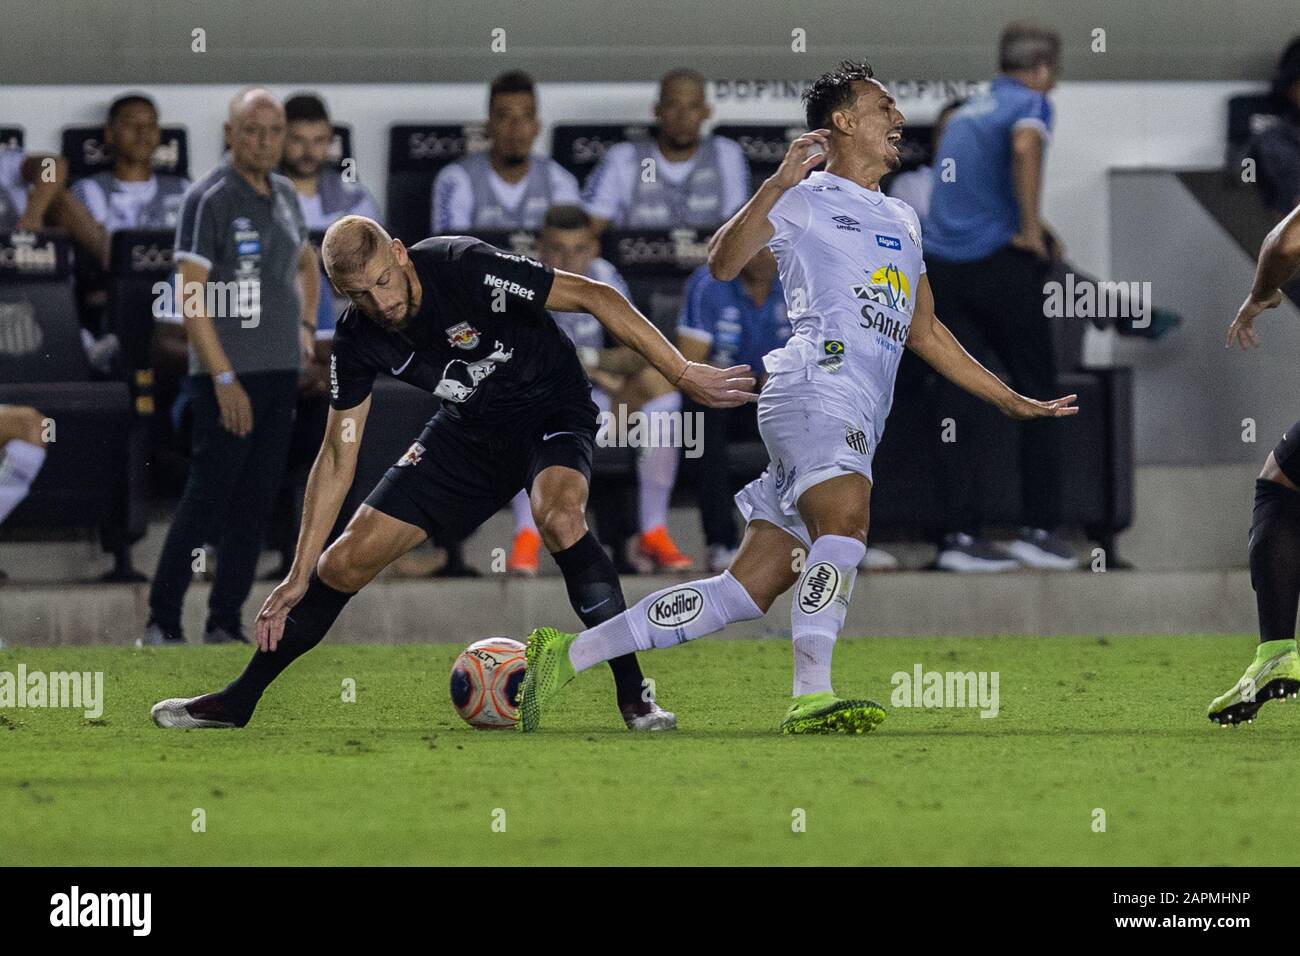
[622,701,678,731]
[150,697,239,729]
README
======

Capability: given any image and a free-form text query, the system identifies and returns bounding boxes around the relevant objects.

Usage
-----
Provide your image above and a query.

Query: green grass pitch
[2,634,1296,866]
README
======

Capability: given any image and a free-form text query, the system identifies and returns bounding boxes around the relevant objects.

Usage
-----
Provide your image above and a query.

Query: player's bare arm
[255,396,371,650]
[546,270,757,407]
[177,258,254,437]
[1227,201,1300,350]
[1009,125,1049,260]
[707,128,829,280]
[907,274,1078,420]
[296,243,321,363]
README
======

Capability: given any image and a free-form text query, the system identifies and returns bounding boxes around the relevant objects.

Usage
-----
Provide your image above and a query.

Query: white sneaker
[150,697,238,729]
[859,546,900,572]
[707,544,738,573]
[935,533,1019,573]
[1002,528,1080,571]
[623,702,677,731]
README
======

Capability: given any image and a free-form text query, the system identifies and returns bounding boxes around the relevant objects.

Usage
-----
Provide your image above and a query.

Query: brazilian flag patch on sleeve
[823,340,845,355]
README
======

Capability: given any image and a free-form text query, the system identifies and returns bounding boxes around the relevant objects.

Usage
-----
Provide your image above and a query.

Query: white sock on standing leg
[790,534,865,696]
[637,391,682,533]
[0,440,46,525]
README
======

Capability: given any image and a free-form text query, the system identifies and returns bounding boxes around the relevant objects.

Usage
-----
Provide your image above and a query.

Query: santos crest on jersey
[762,170,926,431]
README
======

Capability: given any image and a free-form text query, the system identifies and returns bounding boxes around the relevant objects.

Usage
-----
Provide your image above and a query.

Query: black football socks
[1249,478,1300,644]
[552,531,647,708]
[193,572,354,725]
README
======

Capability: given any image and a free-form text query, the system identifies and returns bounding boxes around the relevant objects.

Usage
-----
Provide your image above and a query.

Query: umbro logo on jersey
[875,234,902,250]
[832,215,860,231]
[846,426,869,455]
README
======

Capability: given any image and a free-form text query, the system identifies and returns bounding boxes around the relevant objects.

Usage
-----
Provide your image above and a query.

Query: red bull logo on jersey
[445,321,480,350]
[397,441,425,467]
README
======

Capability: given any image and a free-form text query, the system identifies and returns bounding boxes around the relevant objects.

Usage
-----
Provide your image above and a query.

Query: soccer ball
[449,637,527,729]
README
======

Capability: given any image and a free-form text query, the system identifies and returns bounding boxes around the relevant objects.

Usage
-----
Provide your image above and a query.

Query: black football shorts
[363,391,599,544]
[1273,420,1300,488]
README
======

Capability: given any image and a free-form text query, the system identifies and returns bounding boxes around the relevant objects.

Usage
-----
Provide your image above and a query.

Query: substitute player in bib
[519,61,1078,734]
[1210,201,1300,725]
[150,215,754,732]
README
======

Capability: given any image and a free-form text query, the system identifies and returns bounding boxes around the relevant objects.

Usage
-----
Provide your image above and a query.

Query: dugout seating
[0,231,132,551]
[599,226,708,335]
[61,124,189,338]
[386,122,485,244]
[0,127,22,151]
[107,229,177,551]
[549,122,652,184]
[869,363,1133,552]
[61,125,190,180]
[712,123,798,185]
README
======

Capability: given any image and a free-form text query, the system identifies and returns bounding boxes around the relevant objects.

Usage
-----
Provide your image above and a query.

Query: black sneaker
[203,624,250,645]
[1003,528,1079,570]
[141,621,186,646]
[935,533,1019,573]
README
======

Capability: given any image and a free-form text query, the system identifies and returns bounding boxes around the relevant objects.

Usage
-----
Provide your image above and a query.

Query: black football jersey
[329,236,591,425]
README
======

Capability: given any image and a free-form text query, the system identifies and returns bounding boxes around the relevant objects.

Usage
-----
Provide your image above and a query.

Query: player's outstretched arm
[255,397,372,650]
[546,271,757,408]
[907,275,1079,421]
[1227,202,1300,350]
[707,128,828,280]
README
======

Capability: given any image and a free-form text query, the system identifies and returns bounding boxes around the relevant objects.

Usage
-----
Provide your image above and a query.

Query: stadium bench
[600,226,708,336]
[549,122,653,184]
[61,124,190,180]
[386,122,484,244]
[712,122,800,185]
[107,229,177,558]
[0,232,132,564]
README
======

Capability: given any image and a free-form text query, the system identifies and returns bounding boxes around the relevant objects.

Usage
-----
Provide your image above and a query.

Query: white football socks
[510,489,537,533]
[569,571,762,672]
[637,391,682,533]
[0,439,46,525]
[790,534,864,696]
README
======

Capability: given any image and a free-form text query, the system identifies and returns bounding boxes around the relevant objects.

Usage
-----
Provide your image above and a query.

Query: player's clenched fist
[768,129,830,190]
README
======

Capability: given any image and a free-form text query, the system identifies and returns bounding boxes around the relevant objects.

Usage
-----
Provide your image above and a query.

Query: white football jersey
[764,170,926,438]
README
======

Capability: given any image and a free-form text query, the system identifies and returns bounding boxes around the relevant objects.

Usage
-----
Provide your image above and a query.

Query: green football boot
[779,691,886,735]
[1207,639,1300,726]
[515,627,578,733]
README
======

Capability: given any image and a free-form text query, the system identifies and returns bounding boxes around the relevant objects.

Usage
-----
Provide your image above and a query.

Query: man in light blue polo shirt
[677,249,790,571]
[924,21,1077,574]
